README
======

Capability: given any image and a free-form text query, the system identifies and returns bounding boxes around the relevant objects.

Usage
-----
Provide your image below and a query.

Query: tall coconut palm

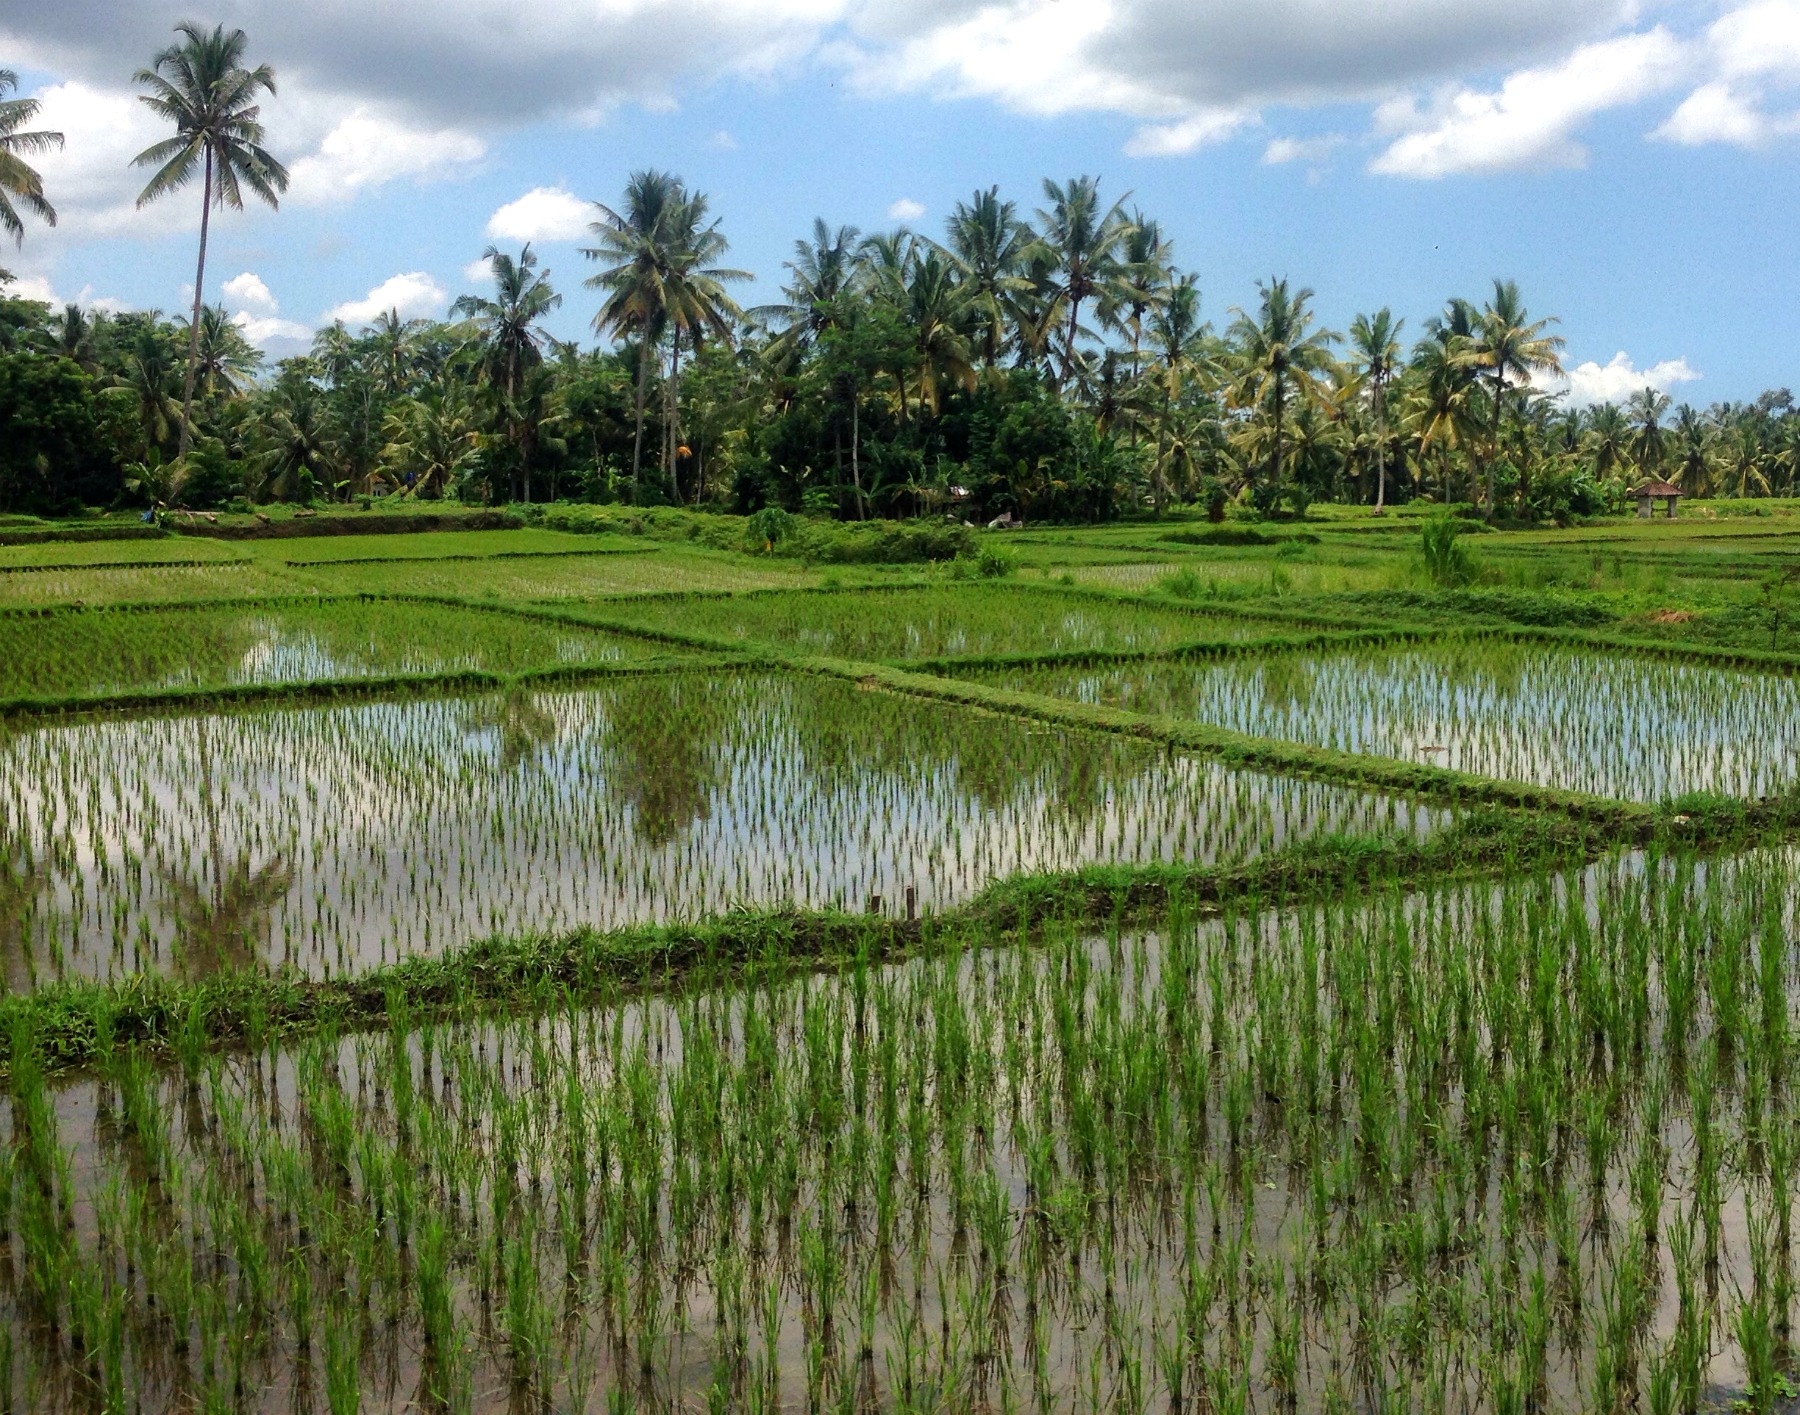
[1035,176,1132,394]
[193,304,260,399]
[1627,386,1673,479]
[133,22,288,457]
[584,169,683,497]
[939,187,1031,370]
[1347,309,1405,514]
[452,245,561,502]
[0,70,61,243]
[1225,278,1338,500]
[1100,211,1173,378]
[1669,405,1715,496]
[652,188,747,491]
[903,250,976,419]
[1584,403,1630,482]
[753,218,861,359]
[1462,279,1564,517]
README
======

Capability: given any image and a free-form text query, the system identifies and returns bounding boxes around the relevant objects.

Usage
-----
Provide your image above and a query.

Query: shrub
[1420,515,1476,587]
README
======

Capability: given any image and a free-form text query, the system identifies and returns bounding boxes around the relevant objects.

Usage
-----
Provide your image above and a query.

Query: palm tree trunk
[1271,373,1285,496]
[1058,293,1082,396]
[666,337,683,497]
[630,336,650,502]
[1487,369,1504,518]
[1374,377,1387,515]
[850,392,865,521]
[177,149,214,459]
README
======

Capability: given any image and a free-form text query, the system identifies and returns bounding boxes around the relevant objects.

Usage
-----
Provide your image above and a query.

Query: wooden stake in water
[905,886,917,922]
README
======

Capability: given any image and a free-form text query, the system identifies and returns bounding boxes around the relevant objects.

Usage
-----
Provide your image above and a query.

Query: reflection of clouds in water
[0,676,1445,984]
[1022,645,1800,803]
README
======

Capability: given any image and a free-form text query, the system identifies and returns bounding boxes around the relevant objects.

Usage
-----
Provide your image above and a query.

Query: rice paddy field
[971,639,1800,803]
[3,506,1800,1412]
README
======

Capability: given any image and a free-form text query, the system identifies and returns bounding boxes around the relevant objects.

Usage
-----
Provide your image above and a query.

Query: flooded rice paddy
[974,639,1800,802]
[0,673,1444,984]
[0,848,1792,1412]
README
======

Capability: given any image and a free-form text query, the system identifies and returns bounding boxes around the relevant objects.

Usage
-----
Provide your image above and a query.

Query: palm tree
[648,189,747,490]
[193,304,260,399]
[132,23,287,458]
[1669,404,1715,496]
[753,218,861,358]
[452,245,561,502]
[453,245,560,402]
[903,250,976,419]
[55,303,99,370]
[0,70,61,243]
[1461,279,1564,516]
[1347,309,1404,513]
[1035,176,1132,394]
[1584,403,1630,482]
[1627,387,1673,479]
[1144,273,1213,513]
[1225,278,1338,502]
[939,187,1031,370]
[366,309,426,396]
[1100,211,1173,378]
[584,169,683,497]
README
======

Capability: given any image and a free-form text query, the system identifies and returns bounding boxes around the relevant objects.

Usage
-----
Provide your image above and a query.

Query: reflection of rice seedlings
[0,830,44,994]
[157,720,292,978]
[462,688,559,772]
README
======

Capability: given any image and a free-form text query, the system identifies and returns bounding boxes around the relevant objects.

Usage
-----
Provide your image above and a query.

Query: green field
[1,507,1799,1412]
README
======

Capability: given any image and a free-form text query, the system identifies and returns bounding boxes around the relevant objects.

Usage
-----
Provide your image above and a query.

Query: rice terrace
[9,8,1800,1414]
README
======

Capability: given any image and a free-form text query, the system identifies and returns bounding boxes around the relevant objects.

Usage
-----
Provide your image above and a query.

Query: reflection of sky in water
[0,675,1447,984]
[999,644,1800,803]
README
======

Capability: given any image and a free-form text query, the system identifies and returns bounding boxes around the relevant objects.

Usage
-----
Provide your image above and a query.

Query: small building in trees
[1631,480,1682,519]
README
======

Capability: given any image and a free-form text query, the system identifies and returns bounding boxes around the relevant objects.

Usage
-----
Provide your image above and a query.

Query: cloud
[887,197,926,222]
[840,0,1634,157]
[221,272,277,313]
[325,272,448,327]
[1546,352,1703,406]
[1653,1,1800,146]
[462,258,497,285]
[485,187,592,244]
[1262,133,1348,165]
[710,130,741,149]
[1369,29,1686,177]
[285,109,486,204]
[1125,109,1254,157]
[232,311,313,348]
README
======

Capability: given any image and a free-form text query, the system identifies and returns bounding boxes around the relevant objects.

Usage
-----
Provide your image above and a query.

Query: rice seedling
[0,842,1780,1410]
[0,672,1444,984]
[979,638,1800,802]
[600,584,1285,662]
[0,600,644,701]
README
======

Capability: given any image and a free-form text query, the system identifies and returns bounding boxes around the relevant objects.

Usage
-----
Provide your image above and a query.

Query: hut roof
[1631,480,1683,498]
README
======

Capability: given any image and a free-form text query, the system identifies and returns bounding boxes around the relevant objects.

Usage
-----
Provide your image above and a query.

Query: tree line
[2,24,1797,521]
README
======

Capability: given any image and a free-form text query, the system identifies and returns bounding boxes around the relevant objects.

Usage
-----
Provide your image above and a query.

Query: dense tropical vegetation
[4,28,1800,525]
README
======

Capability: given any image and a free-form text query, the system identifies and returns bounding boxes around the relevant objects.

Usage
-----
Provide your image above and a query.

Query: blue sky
[6,0,1800,405]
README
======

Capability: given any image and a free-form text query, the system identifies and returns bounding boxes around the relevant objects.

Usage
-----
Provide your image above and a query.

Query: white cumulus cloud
[887,197,926,222]
[1654,1,1800,146]
[286,109,486,204]
[325,272,448,327]
[1370,29,1686,177]
[221,272,277,313]
[485,187,592,243]
[1545,352,1703,407]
